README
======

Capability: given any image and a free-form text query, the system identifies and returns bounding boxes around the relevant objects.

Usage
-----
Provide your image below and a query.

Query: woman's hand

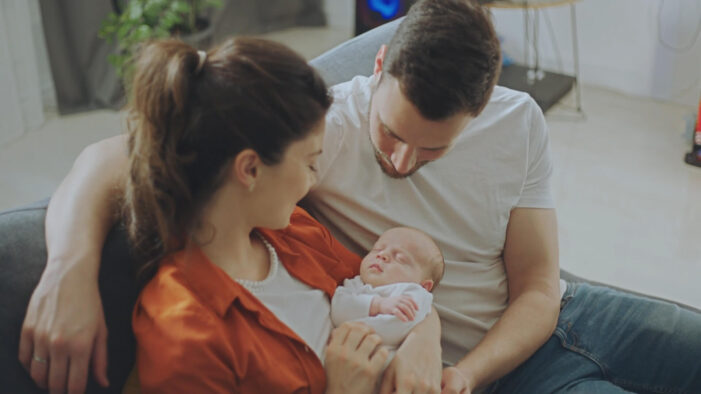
[18,260,109,394]
[441,367,474,394]
[325,322,389,394]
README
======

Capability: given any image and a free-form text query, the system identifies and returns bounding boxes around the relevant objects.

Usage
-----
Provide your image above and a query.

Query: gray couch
[1,18,698,394]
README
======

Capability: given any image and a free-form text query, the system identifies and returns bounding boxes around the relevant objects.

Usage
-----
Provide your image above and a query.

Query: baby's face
[359,228,434,288]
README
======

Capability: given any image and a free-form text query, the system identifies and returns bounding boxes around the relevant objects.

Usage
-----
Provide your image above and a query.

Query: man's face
[368,75,472,178]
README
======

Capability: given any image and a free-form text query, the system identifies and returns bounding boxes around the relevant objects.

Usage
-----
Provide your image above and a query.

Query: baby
[331,227,445,352]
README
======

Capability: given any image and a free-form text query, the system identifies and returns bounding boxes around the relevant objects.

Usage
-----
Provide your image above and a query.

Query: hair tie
[195,50,207,74]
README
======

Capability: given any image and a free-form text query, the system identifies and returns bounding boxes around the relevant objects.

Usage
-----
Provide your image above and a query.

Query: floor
[1,23,699,309]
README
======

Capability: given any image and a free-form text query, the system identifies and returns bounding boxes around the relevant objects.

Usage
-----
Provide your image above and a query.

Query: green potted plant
[99,0,223,77]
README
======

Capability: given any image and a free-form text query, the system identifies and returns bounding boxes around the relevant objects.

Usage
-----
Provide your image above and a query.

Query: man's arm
[443,208,561,392]
[18,135,129,393]
[45,134,128,279]
[379,307,442,394]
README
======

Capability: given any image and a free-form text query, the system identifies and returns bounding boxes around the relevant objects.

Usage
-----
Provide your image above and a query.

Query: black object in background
[684,120,701,168]
[355,0,497,36]
[355,0,417,36]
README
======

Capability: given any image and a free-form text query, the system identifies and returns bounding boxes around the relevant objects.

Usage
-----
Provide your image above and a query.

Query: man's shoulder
[327,75,374,123]
[329,74,373,101]
[487,85,541,114]
[463,85,544,139]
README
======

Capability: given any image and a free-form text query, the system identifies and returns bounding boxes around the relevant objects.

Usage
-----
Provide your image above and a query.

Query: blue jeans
[486,282,701,393]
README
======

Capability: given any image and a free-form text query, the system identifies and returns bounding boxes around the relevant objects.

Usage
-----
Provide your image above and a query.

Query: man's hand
[371,295,419,321]
[19,261,109,394]
[379,308,442,394]
[441,367,474,394]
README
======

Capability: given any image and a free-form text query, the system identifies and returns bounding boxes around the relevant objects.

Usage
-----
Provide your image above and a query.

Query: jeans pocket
[559,281,578,311]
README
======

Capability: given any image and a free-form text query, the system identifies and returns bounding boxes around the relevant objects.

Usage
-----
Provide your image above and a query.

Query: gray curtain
[39,0,327,115]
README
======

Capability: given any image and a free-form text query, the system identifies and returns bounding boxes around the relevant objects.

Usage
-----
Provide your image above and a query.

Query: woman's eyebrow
[308,150,323,157]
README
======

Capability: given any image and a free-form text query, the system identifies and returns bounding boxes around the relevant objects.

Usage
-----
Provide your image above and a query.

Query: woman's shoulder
[134,256,218,329]
[273,206,330,244]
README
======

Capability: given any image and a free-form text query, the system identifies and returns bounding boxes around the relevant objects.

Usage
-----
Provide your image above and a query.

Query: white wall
[324,0,354,36]
[491,0,701,107]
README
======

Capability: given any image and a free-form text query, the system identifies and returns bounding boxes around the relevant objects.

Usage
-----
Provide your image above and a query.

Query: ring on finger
[32,355,48,364]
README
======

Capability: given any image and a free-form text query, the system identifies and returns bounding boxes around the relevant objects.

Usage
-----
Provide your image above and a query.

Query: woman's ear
[232,149,260,191]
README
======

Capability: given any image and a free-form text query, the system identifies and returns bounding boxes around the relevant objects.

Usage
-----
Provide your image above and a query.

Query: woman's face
[253,121,325,229]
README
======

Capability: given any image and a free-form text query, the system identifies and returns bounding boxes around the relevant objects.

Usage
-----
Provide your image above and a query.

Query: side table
[488,0,583,114]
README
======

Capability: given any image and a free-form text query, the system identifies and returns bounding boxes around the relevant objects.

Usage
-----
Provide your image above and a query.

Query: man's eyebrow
[379,119,450,151]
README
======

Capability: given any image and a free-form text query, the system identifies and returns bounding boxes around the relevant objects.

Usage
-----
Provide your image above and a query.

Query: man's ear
[373,44,387,76]
[420,279,434,292]
[231,149,260,190]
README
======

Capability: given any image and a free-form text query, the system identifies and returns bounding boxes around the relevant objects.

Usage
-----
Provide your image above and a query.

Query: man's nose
[390,143,417,175]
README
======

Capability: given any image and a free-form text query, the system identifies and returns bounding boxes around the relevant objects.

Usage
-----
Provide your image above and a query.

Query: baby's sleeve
[331,284,376,327]
[358,284,433,347]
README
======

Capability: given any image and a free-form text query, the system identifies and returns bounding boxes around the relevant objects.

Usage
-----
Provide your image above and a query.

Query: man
[20,0,701,393]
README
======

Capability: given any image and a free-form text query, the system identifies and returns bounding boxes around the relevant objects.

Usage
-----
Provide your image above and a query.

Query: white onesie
[331,275,433,349]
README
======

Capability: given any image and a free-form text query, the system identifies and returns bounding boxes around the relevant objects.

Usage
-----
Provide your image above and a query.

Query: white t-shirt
[305,75,565,365]
[331,276,433,348]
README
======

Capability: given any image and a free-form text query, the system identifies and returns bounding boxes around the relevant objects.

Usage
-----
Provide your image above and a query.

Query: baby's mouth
[369,263,383,273]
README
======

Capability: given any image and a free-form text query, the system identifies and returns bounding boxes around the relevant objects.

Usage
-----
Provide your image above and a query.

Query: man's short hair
[383,0,501,120]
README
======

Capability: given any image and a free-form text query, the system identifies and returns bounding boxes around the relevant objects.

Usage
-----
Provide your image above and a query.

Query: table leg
[570,2,583,112]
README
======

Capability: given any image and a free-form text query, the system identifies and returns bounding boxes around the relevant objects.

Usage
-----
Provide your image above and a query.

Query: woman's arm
[18,135,129,393]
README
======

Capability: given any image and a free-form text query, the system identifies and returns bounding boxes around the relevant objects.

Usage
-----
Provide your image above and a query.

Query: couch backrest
[310,18,402,87]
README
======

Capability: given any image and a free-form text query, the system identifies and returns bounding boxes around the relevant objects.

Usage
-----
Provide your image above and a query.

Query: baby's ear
[420,279,434,292]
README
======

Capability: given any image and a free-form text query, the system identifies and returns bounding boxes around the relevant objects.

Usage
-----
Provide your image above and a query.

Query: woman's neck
[193,186,270,282]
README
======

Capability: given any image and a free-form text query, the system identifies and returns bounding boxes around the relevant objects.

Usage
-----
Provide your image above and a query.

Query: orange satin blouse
[132,207,361,393]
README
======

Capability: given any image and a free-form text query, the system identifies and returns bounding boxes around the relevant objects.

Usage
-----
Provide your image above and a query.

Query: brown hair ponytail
[123,38,331,281]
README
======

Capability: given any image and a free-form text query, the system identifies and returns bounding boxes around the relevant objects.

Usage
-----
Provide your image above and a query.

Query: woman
[121,37,393,393]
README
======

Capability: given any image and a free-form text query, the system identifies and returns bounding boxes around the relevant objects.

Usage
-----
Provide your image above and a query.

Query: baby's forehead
[377,228,435,256]
[378,227,425,244]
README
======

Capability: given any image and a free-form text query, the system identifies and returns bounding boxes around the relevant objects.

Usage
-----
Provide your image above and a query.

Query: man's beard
[367,84,429,179]
[371,143,429,179]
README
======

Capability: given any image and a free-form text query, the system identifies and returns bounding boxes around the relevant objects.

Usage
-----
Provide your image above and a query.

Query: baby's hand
[370,295,419,322]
